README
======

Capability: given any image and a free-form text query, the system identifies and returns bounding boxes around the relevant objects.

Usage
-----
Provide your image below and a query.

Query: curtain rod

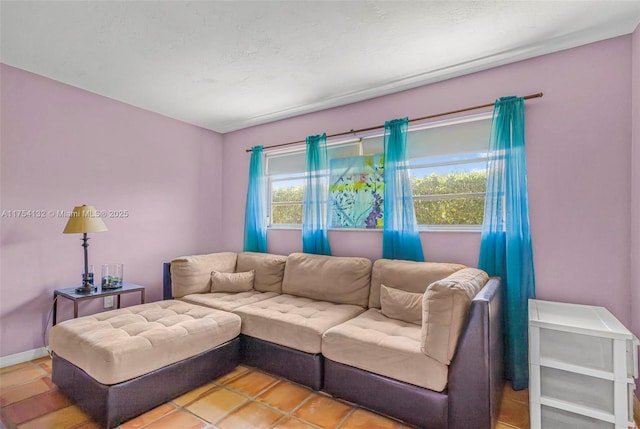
[245,92,543,153]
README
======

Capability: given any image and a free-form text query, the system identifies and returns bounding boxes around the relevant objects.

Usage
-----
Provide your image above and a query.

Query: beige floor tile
[503,384,529,405]
[495,423,521,429]
[73,421,102,429]
[0,366,47,389]
[257,381,312,412]
[339,408,403,429]
[141,409,207,429]
[0,363,31,375]
[33,357,52,373]
[216,401,284,429]
[293,394,352,429]
[171,382,216,407]
[185,387,247,423]
[226,371,278,397]
[273,417,317,429]
[3,388,71,424]
[498,398,530,429]
[120,403,176,429]
[215,365,252,385]
[0,379,51,406]
[16,404,90,429]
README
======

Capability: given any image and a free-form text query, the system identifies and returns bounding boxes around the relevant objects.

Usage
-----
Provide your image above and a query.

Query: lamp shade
[62,205,108,234]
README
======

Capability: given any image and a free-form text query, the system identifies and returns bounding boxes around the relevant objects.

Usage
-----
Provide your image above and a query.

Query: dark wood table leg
[74,301,78,318]
[117,294,121,309]
[141,289,145,304]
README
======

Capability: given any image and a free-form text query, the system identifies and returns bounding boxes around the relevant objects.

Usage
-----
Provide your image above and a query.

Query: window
[408,115,491,228]
[270,175,303,226]
[265,114,491,229]
[266,143,360,227]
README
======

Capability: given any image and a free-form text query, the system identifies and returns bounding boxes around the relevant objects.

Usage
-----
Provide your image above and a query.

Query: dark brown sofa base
[324,359,448,429]
[52,337,240,428]
[240,334,323,390]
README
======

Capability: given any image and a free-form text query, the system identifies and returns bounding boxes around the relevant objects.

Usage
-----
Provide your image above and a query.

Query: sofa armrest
[447,277,503,429]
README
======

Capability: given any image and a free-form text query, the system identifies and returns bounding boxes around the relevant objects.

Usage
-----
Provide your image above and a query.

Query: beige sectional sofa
[166,251,504,429]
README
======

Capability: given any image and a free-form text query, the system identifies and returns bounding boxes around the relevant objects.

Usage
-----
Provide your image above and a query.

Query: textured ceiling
[2,1,639,133]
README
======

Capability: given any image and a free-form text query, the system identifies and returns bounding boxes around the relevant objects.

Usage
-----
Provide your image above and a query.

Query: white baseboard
[0,347,49,368]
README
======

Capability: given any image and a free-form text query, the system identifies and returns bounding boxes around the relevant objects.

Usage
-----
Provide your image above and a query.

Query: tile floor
[0,355,580,429]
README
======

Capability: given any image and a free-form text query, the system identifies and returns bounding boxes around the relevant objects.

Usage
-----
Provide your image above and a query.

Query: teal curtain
[478,96,536,390]
[243,145,268,253]
[302,134,331,255]
[382,118,424,261]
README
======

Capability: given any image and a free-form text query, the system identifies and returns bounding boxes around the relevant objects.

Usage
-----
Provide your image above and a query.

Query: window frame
[268,173,305,229]
[264,113,490,232]
[409,154,488,232]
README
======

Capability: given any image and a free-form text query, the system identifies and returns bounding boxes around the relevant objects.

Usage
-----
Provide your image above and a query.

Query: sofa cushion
[380,284,422,325]
[421,267,489,365]
[233,294,365,354]
[179,291,278,312]
[236,252,287,293]
[282,253,372,307]
[369,259,466,309]
[322,309,448,392]
[49,301,241,385]
[211,270,254,293]
[171,252,237,298]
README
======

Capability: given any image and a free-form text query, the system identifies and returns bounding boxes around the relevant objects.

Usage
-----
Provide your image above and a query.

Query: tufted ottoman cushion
[50,300,241,385]
[233,294,365,354]
[322,308,448,392]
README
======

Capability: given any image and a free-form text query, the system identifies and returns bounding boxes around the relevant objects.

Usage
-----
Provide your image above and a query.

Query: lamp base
[75,284,96,294]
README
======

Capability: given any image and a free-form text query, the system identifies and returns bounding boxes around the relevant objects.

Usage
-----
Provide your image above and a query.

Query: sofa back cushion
[421,267,489,365]
[170,252,237,298]
[369,259,466,309]
[282,253,372,307]
[236,252,287,293]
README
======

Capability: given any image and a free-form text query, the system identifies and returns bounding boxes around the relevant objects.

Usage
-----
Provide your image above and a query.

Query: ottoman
[50,301,241,428]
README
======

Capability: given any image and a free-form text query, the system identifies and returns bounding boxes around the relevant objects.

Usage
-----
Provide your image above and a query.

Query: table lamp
[63,205,108,294]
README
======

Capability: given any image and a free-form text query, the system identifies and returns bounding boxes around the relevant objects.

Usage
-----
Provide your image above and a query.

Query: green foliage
[271,185,303,225]
[412,171,486,196]
[412,171,486,225]
[272,186,303,203]
[270,171,487,226]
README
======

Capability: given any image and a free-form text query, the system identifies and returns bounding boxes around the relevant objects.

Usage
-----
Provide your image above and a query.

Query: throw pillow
[210,270,255,293]
[380,284,423,325]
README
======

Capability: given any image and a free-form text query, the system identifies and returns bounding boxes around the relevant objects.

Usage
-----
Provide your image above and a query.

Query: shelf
[539,357,635,383]
[540,396,615,423]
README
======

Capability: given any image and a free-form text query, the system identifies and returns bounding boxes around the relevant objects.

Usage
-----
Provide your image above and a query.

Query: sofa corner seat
[322,278,503,429]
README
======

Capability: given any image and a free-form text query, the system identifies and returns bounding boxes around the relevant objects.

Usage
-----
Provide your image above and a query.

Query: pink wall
[0,65,224,357]
[223,36,634,328]
[631,24,640,391]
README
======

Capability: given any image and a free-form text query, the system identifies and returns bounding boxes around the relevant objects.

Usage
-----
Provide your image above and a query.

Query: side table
[53,283,145,325]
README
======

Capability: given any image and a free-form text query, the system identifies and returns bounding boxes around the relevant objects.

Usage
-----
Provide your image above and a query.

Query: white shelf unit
[529,299,639,429]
